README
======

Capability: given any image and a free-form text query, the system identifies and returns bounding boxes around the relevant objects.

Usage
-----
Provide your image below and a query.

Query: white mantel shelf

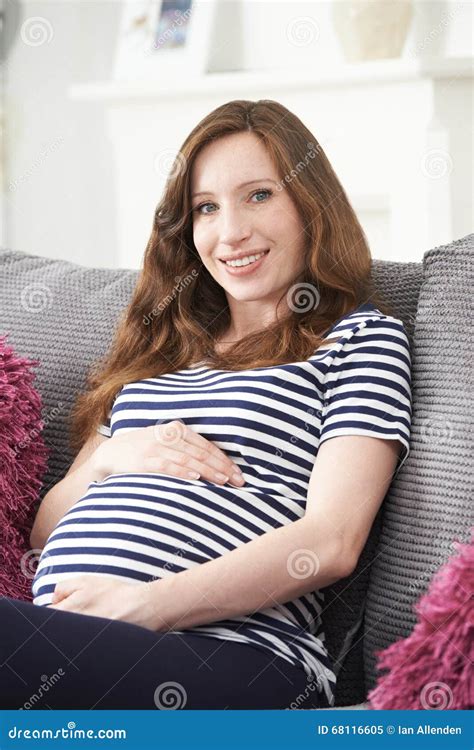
[69,56,474,102]
[68,55,473,269]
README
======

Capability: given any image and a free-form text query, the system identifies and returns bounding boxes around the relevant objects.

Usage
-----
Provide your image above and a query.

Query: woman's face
[190,131,307,311]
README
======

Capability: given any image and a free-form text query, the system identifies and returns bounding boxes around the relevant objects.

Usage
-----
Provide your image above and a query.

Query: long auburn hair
[69,98,391,454]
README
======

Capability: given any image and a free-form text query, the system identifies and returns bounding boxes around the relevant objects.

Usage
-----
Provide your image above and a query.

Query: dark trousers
[0,596,321,709]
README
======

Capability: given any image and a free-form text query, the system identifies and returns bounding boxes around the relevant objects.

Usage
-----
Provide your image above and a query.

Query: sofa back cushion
[0,250,139,500]
[363,234,474,693]
[320,256,424,706]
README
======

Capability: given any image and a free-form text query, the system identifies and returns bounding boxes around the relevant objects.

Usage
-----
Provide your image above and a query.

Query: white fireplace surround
[69,56,473,270]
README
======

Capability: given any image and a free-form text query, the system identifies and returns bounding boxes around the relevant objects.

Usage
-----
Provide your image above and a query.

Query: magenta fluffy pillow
[0,334,49,602]
[367,532,474,709]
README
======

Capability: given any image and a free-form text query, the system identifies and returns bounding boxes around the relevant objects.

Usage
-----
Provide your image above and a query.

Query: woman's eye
[251,188,272,203]
[193,188,272,215]
[194,201,216,215]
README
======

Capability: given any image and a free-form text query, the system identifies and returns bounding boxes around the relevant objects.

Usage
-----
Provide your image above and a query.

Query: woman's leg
[0,597,319,709]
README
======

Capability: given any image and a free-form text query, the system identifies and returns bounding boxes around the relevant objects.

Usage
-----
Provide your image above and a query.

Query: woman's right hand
[91,420,245,487]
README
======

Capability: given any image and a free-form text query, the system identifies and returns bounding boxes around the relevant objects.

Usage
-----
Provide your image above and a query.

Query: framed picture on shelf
[114,0,218,82]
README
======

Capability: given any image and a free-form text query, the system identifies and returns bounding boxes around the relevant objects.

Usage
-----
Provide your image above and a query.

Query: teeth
[224,251,267,267]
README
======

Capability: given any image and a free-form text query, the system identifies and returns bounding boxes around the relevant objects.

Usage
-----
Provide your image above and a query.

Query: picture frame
[114,0,219,83]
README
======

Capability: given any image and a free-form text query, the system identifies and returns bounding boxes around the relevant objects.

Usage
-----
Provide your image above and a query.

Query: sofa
[0,233,472,709]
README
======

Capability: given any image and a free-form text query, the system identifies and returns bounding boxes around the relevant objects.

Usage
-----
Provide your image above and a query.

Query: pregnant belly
[31,472,278,606]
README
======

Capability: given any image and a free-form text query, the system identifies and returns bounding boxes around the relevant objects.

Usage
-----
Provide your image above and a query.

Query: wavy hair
[69,99,391,454]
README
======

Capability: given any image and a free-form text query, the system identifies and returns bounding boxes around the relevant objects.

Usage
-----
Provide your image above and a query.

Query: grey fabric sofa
[0,233,472,709]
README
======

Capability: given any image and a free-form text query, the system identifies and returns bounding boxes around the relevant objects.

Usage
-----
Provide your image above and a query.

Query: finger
[51,590,69,604]
[180,428,243,478]
[144,454,205,482]
[146,448,241,487]
[52,576,85,602]
[156,420,237,475]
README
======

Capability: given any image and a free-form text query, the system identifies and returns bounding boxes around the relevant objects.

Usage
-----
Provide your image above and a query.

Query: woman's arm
[148,515,346,632]
[30,432,108,550]
[148,434,401,632]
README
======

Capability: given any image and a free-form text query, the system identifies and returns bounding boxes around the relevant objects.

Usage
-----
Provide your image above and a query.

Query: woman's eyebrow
[192,179,276,199]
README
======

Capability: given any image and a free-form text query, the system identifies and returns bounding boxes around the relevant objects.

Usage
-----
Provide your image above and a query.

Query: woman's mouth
[219,249,270,276]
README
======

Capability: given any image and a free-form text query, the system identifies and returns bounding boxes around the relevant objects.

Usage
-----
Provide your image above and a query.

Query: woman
[0,99,412,710]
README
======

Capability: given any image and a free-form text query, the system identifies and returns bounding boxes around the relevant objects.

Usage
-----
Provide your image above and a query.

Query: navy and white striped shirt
[32,302,412,707]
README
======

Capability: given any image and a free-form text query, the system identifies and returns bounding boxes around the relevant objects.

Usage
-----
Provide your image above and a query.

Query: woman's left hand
[48,575,160,631]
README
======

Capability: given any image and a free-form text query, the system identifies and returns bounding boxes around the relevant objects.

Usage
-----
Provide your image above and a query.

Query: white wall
[3,0,120,267]
[2,0,473,269]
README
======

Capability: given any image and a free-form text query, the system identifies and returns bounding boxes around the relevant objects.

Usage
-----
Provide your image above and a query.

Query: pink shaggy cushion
[0,334,49,602]
[367,532,474,709]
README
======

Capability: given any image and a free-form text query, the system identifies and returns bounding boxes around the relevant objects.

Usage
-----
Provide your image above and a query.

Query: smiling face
[190,131,308,337]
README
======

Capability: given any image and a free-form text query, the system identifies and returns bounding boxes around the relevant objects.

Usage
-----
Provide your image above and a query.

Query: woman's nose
[217,205,252,246]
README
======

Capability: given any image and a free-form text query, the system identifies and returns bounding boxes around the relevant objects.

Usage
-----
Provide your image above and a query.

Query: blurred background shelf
[67,56,473,269]
[69,56,474,102]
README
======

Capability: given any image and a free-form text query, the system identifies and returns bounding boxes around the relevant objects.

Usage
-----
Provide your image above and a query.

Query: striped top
[32,302,412,707]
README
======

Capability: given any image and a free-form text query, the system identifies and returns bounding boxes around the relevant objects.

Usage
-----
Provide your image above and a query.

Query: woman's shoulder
[311,302,409,365]
[322,302,408,343]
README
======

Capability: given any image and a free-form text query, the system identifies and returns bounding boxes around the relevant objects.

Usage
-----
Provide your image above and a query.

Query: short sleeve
[97,409,112,438]
[319,316,412,470]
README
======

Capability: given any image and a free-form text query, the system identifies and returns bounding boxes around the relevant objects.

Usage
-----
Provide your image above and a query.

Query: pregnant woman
[0,99,412,710]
